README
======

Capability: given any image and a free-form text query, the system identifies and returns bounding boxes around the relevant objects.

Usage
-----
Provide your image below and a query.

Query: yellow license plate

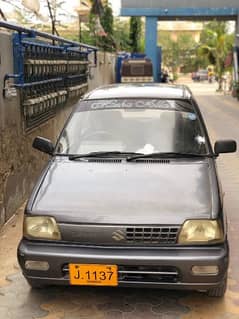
[69,264,118,286]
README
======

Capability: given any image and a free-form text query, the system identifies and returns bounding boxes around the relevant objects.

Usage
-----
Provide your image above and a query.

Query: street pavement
[1,81,239,319]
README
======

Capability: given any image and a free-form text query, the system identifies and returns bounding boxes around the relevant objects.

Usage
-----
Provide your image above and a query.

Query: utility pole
[46,0,56,35]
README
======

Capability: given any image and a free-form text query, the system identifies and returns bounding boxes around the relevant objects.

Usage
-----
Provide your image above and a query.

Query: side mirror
[32,136,54,155]
[214,140,237,155]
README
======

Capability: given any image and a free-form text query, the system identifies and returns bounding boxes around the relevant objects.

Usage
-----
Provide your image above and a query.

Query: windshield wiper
[126,152,214,162]
[69,151,143,161]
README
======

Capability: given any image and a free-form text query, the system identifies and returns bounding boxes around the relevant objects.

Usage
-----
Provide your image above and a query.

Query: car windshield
[56,99,208,156]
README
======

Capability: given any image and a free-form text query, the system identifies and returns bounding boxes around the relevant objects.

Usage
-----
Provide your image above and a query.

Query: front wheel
[207,276,227,297]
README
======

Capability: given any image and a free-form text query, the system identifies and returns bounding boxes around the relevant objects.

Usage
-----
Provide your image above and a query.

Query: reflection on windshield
[56,100,207,156]
[89,99,192,112]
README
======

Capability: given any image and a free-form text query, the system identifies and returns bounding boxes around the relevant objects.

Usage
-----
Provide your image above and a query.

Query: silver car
[18,84,237,297]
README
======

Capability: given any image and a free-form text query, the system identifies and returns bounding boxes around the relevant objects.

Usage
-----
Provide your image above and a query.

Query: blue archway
[121,0,239,82]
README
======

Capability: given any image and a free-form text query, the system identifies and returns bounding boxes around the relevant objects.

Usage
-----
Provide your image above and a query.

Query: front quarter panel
[26,159,53,212]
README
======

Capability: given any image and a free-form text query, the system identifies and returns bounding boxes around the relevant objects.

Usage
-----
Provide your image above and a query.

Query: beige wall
[0,32,115,227]
[158,21,203,43]
[88,52,116,91]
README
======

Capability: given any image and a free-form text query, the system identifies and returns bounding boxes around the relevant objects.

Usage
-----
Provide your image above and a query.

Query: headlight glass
[178,220,223,244]
[24,216,61,240]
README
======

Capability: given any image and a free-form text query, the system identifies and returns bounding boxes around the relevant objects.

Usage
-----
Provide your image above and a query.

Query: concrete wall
[0,31,115,227]
[89,52,116,91]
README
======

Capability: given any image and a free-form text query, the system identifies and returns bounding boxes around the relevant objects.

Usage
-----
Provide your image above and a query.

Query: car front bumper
[18,239,229,290]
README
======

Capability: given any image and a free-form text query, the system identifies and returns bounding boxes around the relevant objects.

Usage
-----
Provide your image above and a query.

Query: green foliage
[158,32,197,75]
[88,11,97,45]
[113,18,131,51]
[100,4,115,51]
[129,17,142,52]
[88,1,115,51]
[66,29,96,46]
[197,21,234,90]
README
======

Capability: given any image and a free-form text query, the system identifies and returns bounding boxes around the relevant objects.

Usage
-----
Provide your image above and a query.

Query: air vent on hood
[88,158,122,163]
[135,159,170,164]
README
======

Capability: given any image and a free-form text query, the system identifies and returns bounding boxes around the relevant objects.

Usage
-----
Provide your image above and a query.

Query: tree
[90,0,103,16]
[11,8,34,25]
[99,3,115,51]
[129,17,142,53]
[197,21,234,91]
[0,7,7,20]
[158,32,197,76]
[113,18,131,51]
[0,0,36,24]
[88,0,115,51]
[46,0,58,35]
[45,0,71,35]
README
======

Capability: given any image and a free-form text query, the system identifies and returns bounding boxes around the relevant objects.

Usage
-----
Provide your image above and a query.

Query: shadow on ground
[1,271,239,319]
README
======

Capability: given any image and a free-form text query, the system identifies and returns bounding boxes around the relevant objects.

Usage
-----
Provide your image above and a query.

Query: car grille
[59,224,181,246]
[126,226,180,244]
[62,265,179,284]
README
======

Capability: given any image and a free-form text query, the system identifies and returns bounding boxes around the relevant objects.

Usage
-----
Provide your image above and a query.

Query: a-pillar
[145,16,158,82]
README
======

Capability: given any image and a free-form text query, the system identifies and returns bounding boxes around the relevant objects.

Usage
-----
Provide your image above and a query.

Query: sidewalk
[0,205,24,287]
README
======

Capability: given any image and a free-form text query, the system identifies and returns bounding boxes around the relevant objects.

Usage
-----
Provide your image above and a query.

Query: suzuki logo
[112,230,125,241]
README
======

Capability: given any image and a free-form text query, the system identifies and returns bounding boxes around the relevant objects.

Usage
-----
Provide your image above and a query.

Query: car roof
[83,84,192,100]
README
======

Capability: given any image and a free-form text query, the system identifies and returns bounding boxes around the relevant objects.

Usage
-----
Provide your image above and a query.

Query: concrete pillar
[233,15,239,82]
[236,14,239,46]
[145,16,158,82]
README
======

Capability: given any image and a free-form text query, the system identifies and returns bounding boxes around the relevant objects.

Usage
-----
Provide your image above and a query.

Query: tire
[207,276,227,297]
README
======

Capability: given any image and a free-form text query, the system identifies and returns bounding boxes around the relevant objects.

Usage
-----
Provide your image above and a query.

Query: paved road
[1,82,239,319]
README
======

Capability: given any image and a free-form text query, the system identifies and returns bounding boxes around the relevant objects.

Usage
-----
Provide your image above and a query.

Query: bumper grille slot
[118,265,179,283]
[126,226,180,244]
[62,265,179,284]
[62,264,69,278]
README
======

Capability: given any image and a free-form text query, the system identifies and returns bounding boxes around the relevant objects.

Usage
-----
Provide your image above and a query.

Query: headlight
[178,220,223,244]
[24,216,61,240]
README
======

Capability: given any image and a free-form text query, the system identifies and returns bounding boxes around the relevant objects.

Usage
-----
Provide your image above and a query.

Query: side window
[56,112,88,154]
[179,113,206,153]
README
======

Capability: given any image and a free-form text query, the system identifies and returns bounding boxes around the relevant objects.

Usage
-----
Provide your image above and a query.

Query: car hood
[30,158,219,225]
